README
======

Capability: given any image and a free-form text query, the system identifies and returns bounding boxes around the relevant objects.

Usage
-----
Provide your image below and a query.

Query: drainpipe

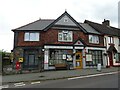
[73,46,76,69]
[105,37,109,68]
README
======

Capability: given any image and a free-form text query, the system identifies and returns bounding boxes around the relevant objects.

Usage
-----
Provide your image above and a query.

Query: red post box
[16,61,20,70]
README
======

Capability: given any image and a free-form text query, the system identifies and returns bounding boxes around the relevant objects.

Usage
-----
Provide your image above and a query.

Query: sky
[0,0,120,52]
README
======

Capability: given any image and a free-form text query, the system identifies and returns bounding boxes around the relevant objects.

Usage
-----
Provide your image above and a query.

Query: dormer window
[58,30,72,42]
[89,35,99,44]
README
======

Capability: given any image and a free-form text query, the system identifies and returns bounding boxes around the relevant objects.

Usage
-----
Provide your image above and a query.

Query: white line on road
[68,71,118,80]
[31,81,41,84]
[0,85,9,89]
[14,82,26,87]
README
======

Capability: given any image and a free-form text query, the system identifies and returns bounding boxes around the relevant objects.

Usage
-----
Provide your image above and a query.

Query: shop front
[43,45,106,70]
[84,47,106,68]
[43,45,73,70]
[43,45,85,70]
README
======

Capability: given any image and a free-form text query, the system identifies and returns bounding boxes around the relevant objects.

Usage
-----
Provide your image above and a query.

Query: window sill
[24,41,39,42]
[89,43,100,45]
[116,61,120,63]
[58,40,73,42]
[108,43,114,46]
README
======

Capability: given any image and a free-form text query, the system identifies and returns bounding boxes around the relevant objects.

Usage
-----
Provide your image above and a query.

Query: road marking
[14,82,25,87]
[31,81,41,84]
[0,85,9,89]
[68,71,118,80]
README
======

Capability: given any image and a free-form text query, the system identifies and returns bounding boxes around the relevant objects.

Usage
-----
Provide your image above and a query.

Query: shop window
[24,32,39,41]
[86,50,103,66]
[89,35,99,44]
[58,31,73,42]
[115,53,120,62]
[49,50,72,66]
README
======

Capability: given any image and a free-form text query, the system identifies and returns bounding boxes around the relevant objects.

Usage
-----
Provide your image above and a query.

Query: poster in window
[76,62,80,67]
[67,55,72,61]
[63,54,66,59]
[86,54,92,61]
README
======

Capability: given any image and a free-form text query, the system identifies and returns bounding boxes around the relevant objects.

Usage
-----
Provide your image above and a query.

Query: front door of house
[109,52,113,66]
[23,49,39,69]
[75,52,82,69]
[28,54,35,67]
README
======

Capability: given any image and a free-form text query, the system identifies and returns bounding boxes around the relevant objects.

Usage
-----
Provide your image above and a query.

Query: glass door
[75,52,82,69]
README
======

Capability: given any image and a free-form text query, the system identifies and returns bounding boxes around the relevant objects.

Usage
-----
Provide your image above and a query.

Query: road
[10,72,119,88]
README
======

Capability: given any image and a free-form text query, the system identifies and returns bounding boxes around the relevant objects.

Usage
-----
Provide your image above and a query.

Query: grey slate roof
[85,20,120,37]
[13,11,87,33]
[80,23,100,34]
[13,19,54,31]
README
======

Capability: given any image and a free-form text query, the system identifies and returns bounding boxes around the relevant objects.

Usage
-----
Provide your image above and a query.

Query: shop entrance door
[75,52,82,69]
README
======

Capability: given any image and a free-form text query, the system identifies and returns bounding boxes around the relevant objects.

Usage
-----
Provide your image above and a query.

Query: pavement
[1,67,119,85]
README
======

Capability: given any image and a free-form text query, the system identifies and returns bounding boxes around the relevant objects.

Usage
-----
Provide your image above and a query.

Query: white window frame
[58,30,73,42]
[89,35,99,44]
[24,32,39,41]
[108,36,113,44]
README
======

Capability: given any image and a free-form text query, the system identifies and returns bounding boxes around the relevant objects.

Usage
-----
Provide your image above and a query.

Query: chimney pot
[102,19,110,26]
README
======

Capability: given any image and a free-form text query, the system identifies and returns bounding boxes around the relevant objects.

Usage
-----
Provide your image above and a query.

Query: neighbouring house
[12,11,119,72]
[85,19,120,67]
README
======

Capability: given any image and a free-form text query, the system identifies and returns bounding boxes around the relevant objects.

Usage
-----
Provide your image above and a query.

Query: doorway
[75,52,82,69]
[23,49,39,69]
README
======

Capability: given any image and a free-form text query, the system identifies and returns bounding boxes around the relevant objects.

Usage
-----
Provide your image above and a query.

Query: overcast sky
[0,0,119,52]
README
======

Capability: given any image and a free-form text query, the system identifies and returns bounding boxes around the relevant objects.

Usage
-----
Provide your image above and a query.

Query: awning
[107,45,118,53]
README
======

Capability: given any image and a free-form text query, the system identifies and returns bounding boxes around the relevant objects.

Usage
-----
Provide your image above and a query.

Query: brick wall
[17,32,44,46]
[16,29,104,47]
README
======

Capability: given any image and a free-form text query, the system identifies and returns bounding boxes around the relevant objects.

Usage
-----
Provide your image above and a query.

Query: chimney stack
[102,19,110,26]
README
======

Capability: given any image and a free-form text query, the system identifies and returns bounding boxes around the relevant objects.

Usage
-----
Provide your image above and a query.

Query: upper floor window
[58,30,73,42]
[108,36,113,44]
[24,32,39,41]
[89,35,99,44]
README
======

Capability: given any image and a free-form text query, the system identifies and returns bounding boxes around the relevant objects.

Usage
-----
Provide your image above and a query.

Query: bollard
[97,63,101,71]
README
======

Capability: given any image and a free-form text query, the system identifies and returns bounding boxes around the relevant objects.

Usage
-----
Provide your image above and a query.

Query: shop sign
[19,58,23,62]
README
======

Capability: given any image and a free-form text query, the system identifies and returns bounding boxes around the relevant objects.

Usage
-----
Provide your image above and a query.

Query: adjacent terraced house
[85,20,120,67]
[12,11,120,71]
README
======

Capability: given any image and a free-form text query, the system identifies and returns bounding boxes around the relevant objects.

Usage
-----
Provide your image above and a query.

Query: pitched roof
[107,45,118,53]
[84,20,120,37]
[43,11,87,33]
[73,38,87,46]
[79,23,100,34]
[12,19,54,31]
[12,11,87,33]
